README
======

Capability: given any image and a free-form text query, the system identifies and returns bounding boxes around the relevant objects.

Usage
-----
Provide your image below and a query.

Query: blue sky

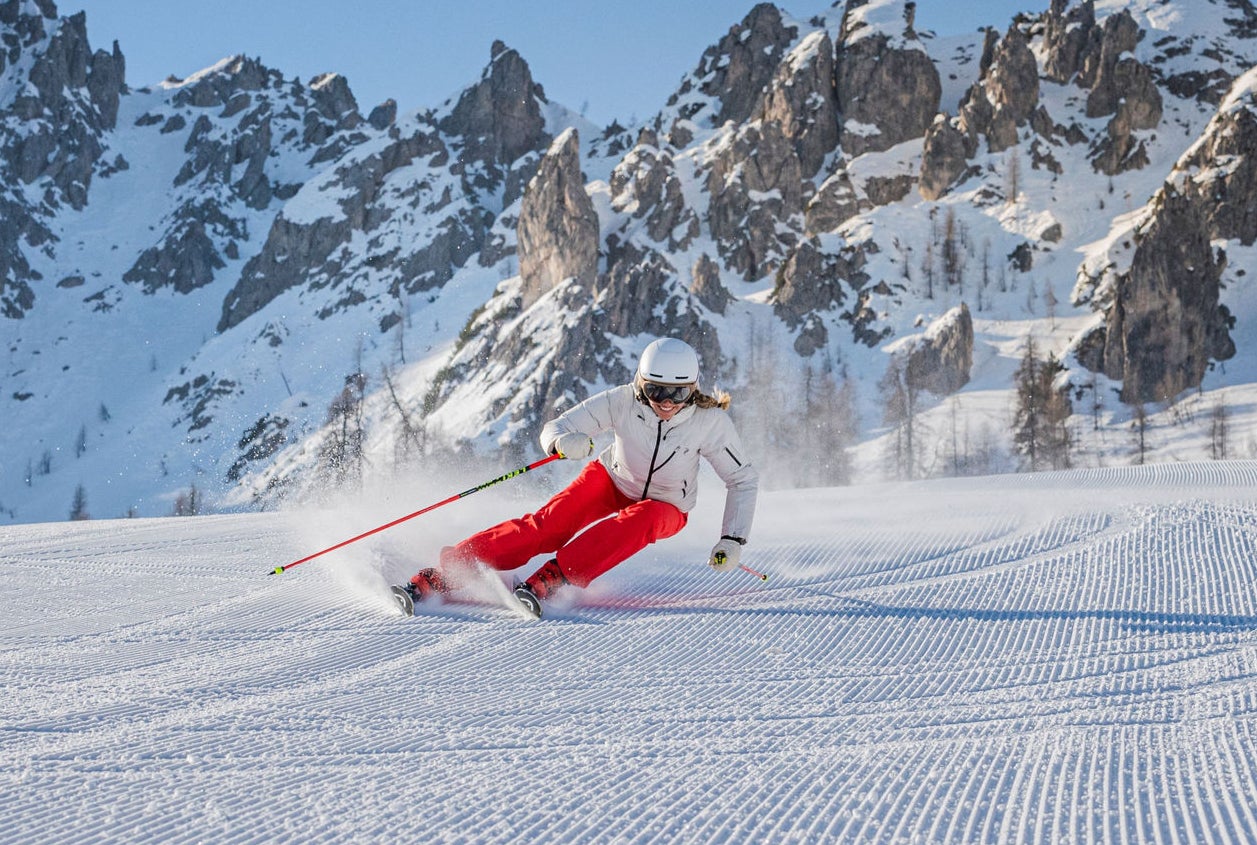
[65,1,1035,125]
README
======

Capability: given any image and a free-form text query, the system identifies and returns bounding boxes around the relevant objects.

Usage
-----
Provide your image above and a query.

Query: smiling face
[648,396,684,420]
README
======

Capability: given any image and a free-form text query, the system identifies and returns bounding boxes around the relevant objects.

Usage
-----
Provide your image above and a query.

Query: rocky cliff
[3,0,1257,521]
[217,41,556,333]
[1075,65,1257,403]
[0,1,122,317]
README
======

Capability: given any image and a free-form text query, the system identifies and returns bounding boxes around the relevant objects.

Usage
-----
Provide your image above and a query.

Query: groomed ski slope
[5,461,1257,844]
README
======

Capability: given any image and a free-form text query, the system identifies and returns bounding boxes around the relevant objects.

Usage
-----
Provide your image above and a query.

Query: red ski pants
[441,460,687,588]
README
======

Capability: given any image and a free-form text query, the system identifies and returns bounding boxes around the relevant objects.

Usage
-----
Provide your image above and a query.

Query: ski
[387,577,540,621]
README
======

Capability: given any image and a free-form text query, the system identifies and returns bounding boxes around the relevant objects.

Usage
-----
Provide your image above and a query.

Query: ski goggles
[640,381,694,404]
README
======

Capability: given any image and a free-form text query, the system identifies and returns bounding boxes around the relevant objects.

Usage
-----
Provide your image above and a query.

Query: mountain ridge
[2,0,1256,523]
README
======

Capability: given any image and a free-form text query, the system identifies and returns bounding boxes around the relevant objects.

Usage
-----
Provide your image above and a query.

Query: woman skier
[395,337,759,618]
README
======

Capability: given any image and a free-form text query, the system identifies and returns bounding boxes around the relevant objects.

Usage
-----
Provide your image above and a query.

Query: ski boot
[512,559,566,620]
[391,567,451,617]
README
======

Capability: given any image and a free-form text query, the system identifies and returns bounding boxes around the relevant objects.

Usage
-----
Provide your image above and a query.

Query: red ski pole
[740,564,769,582]
[268,453,563,576]
[713,550,769,582]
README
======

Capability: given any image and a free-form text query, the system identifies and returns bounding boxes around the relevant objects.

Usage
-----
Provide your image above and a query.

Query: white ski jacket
[539,384,758,542]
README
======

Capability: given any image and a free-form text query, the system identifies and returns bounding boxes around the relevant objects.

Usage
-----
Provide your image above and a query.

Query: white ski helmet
[637,338,699,385]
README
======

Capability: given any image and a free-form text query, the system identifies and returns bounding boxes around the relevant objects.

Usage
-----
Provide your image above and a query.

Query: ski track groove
[6,463,1257,842]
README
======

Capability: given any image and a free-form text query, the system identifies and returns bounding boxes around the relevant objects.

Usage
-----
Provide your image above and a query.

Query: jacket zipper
[641,419,665,500]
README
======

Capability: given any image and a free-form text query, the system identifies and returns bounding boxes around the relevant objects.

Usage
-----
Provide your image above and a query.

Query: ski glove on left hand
[709,537,744,571]
[553,431,594,460]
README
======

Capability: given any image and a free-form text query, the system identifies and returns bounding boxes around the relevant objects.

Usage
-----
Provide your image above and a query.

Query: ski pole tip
[269,566,285,576]
[738,563,768,582]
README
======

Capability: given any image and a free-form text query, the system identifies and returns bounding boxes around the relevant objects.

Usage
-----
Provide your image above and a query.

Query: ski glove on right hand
[709,537,743,571]
[553,431,594,460]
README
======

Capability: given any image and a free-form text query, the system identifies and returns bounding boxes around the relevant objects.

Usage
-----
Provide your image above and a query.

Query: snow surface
[7,459,1257,843]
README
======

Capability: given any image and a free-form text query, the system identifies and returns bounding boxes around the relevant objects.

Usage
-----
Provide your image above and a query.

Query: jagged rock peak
[367,98,397,130]
[0,0,129,319]
[439,40,548,166]
[918,115,970,201]
[760,29,839,178]
[1099,187,1231,404]
[308,72,360,125]
[952,22,1041,154]
[1177,65,1257,245]
[1081,9,1162,174]
[517,128,599,310]
[706,120,803,279]
[169,55,283,109]
[1082,10,1158,121]
[1076,68,1255,402]
[1041,0,1098,84]
[986,26,1039,126]
[2,4,126,130]
[160,55,364,146]
[694,3,798,127]
[690,253,731,315]
[838,0,922,47]
[836,0,941,157]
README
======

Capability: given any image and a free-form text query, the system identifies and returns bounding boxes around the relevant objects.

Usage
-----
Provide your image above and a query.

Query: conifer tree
[879,355,920,480]
[1131,404,1150,465]
[319,372,369,488]
[1210,400,1229,460]
[69,485,90,521]
[1012,338,1071,471]
[797,365,858,487]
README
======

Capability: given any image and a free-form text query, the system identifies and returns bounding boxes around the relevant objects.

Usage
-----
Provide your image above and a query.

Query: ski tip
[390,585,415,617]
[511,583,543,620]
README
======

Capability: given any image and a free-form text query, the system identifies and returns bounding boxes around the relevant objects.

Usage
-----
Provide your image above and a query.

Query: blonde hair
[694,388,731,410]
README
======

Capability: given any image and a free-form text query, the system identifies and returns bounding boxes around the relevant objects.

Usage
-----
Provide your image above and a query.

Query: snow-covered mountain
[2,0,1257,523]
[7,461,1257,842]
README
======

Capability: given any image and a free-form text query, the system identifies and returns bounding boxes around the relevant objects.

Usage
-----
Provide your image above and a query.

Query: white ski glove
[553,431,594,460]
[708,537,744,571]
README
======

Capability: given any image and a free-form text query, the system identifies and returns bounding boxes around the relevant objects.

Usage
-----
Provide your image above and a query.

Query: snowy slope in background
[190,0,1257,512]
[4,0,1257,527]
[6,461,1257,843]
